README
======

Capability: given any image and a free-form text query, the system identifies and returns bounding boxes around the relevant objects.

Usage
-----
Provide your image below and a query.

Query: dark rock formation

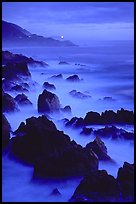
[94,126,134,140]
[84,109,134,125]
[2,92,19,113]
[2,114,11,149]
[42,82,56,90]
[58,61,69,65]
[50,188,61,196]
[69,90,91,99]
[117,162,134,199]
[49,74,63,80]
[80,127,93,135]
[11,84,28,92]
[2,50,47,66]
[10,115,98,178]
[99,96,116,101]
[70,170,121,202]
[2,62,31,80]
[66,75,80,82]
[65,117,84,128]
[85,136,113,161]
[61,105,71,113]
[84,111,101,125]
[14,94,32,106]
[38,90,60,113]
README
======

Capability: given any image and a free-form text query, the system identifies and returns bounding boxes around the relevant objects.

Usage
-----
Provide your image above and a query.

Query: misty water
[2,41,134,202]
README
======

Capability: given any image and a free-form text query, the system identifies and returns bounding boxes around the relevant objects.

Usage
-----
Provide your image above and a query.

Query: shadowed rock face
[10,115,98,178]
[70,170,121,202]
[38,90,61,113]
[66,75,80,82]
[117,162,134,198]
[2,114,11,149]
[14,94,32,106]
[2,92,19,113]
[85,136,113,162]
[42,82,56,90]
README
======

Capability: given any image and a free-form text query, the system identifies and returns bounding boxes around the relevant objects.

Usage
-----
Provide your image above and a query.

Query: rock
[10,115,98,178]
[85,136,113,161]
[70,170,121,202]
[49,74,63,80]
[117,162,134,199]
[84,109,134,125]
[2,78,17,91]
[38,89,61,113]
[94,126,134,140]
[2,50,48,66]
[80,127,93,135]
[65,117,84,128]
[2,92,19,113]
[66,75,80,82]
[11,84,29,92]
[50,188,61,196]
[61,105,71,113]
[21,82,30,89]
[58,61,69,65]
[84,111,101,125]
[42,82,56,90]
[101,96,115,101]
[2,62,31,80]
[2,114,11,149]
[14,94,32,106]
[69,90,91,99]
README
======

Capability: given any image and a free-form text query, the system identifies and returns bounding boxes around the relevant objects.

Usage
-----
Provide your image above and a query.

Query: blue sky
[2,2,134,44]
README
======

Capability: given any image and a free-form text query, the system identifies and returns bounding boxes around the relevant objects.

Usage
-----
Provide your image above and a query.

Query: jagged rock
[42,82,56,90]
[61,105,71,113]
[2,114,11,149]
[50,188,61,196]
[80,127,93,135]
[65,117,84,128]
[58,61,69,65]
[38,90,61,113]
[117,162,134,199]
[69,170,121,202]
[10,115,98,178]
[11,84,28,92]
[94,126,134,140]
[2,62,31,80]
[2,92,19,113]
[14,94,32,106]
[66,75,80,82]
[85,136,113,161]
[49,74,63,80]
[69,90,91,99]
[84,111,101,125]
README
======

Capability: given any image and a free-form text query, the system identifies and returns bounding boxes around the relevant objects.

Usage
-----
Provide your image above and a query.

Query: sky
[2,2,134,45]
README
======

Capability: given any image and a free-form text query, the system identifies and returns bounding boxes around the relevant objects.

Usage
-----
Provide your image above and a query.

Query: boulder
[11,84,28,92]
[70,170,121,202]
[85,136,113,161]
[14,94,32,106]
[117,162,134,199]
[2,92,19,113]
[65,117,84,128]
[58,61,69,65]
[49,74,63,80]
[42,82,56,90]
[10,115,98,178]
[38,89,61,113]
[61,105,71,113]
[2,114,11,149]
[2,62,31,80]
[69,90,91,99]
[84,111,101,125]
[66,75,80,82]
[80,127,93,135]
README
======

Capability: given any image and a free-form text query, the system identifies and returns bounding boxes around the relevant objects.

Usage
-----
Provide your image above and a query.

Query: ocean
[2,40,134,202]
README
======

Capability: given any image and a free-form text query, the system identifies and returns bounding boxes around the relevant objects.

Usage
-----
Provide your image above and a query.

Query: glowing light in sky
[61,35,64,39]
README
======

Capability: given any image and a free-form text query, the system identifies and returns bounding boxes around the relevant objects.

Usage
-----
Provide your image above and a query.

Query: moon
[61,35,64,39]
